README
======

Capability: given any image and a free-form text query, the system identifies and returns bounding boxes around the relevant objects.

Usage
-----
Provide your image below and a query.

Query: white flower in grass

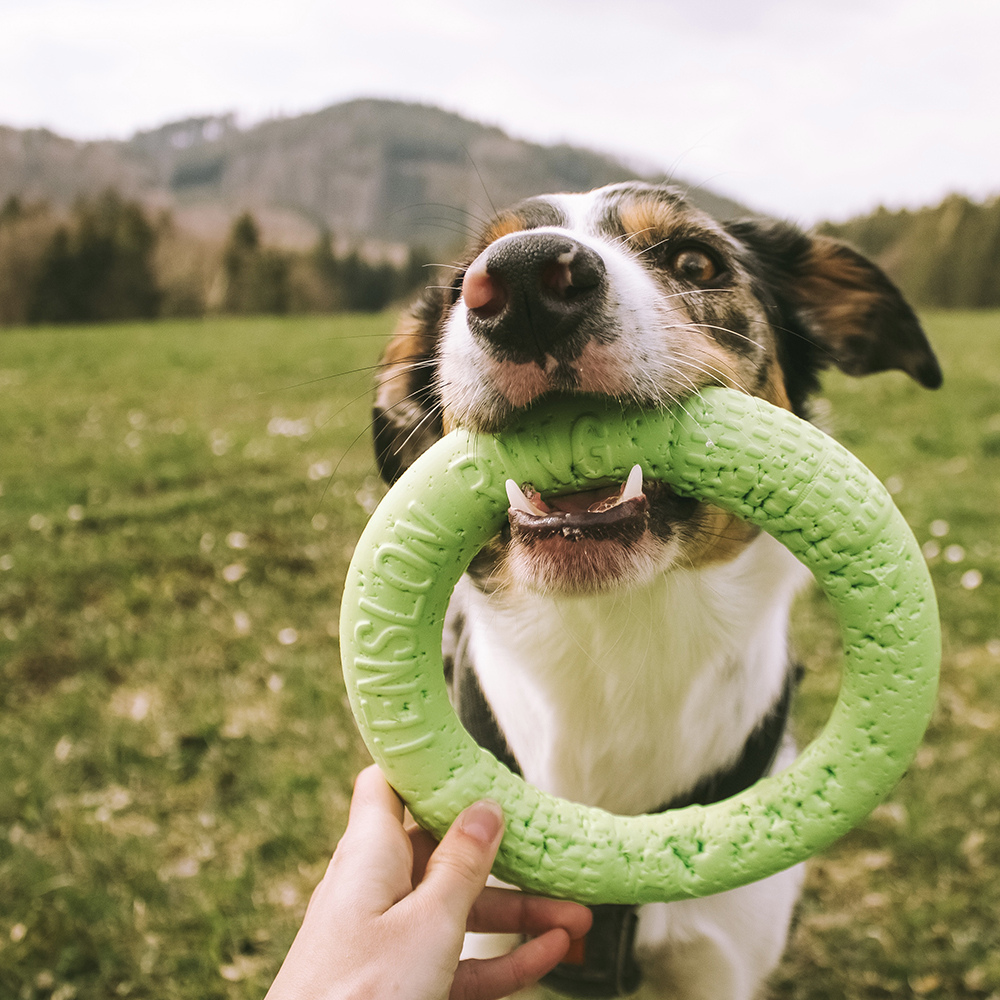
[130,692,151,722]
[929,519,950,538]
[944,544,966,564]
[278,627,298,646]
[277,883,300,907]
[308,459,333,481]
[222,563,247,583]
[961,569,983,591]
[268,417,310,438]
[209,428,233,456]
[226,531,249,550]
[233,611,251,635]
[167,857,200,879]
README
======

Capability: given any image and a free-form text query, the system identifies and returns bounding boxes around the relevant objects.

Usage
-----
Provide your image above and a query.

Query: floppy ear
[372,291,444,484]
[727,220,942,406]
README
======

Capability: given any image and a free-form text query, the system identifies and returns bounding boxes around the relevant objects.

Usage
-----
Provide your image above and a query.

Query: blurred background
[4,0,1000,321]
[2,2,999,997]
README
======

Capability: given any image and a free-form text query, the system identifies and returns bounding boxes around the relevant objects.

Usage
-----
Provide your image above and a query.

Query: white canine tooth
[505,479,547,517]
[621,464,644,502]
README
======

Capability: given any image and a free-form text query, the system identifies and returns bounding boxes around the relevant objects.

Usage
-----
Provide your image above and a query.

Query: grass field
[1,310,999,999]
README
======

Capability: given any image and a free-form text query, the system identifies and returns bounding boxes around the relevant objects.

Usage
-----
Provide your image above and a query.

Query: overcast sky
[4,0,999,223]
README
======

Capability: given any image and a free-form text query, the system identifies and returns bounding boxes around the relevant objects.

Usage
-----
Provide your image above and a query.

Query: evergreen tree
[28,227,80,323]
[339,251,398,312]
[27,191,160,323]
[221,212,290,314]
[310,229,341,310]
[0,195,23,225]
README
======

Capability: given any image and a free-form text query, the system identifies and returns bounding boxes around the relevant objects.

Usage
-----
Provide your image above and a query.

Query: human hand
[265,765,592,1000]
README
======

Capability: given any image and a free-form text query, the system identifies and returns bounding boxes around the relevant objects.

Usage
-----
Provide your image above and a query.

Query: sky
[3,0,999,224]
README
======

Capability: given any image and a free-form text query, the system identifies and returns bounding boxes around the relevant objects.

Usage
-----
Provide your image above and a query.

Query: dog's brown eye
[671,248,718,284]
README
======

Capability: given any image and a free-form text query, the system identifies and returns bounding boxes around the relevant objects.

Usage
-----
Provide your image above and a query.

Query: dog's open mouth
[505,464,650,544]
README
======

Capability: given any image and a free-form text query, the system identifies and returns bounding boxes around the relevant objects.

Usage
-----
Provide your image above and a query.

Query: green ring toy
[340,387,940,904]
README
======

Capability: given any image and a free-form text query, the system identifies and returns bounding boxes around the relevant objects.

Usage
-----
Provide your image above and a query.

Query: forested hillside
[4,97,997,321]
[0,99,749,257]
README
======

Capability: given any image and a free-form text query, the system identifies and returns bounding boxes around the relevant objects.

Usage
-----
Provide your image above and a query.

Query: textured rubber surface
[340,388,940,904]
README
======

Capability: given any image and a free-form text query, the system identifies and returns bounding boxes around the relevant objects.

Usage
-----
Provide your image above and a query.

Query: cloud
[3,0,999,221]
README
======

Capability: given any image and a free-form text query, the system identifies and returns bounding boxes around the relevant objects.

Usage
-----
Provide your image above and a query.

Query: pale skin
[265,766,593,1000]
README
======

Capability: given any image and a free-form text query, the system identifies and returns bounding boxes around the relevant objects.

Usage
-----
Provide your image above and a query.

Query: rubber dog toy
[340,388,940,904]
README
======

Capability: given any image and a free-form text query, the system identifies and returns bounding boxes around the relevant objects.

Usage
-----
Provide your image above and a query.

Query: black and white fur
[372,182,941,999]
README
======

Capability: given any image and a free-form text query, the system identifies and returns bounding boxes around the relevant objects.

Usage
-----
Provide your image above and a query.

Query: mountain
[0,99,753,256]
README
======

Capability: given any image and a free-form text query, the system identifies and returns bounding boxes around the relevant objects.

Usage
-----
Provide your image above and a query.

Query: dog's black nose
[462,232,607,364]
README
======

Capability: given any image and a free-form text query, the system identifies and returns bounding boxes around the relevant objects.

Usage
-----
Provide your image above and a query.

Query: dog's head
[373,181,941,594]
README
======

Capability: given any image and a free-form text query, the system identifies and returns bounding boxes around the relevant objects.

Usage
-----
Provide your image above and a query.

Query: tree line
[819,192,1000,309]
[0,191,432,326]
[5,187,998,327]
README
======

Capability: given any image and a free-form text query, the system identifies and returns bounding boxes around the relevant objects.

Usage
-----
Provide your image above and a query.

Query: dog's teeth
[506,479,547,517]
[620,464,644,502]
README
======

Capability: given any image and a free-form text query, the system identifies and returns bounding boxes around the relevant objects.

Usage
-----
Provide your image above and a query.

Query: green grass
[0,316,385,999]
[1,311,999,999]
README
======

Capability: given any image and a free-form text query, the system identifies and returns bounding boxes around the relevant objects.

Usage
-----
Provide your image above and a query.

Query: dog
[370,181,941,999]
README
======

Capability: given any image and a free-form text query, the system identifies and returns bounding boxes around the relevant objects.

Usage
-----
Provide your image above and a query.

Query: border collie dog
[372,182,941,999]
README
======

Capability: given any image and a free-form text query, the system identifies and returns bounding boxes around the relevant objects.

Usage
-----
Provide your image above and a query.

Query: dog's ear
[372,290,444,484]
[727,220,942,406]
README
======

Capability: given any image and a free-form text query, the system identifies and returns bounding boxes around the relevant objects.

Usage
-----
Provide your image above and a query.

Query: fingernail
[458,799,504,846]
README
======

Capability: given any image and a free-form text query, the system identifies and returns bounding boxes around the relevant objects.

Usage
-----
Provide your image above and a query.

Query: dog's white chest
[454,533,809,815]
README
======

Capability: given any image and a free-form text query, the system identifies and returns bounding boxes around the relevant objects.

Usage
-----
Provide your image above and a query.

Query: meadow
[1,310,998,999]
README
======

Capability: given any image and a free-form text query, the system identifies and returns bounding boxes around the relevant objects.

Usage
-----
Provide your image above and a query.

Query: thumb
[413,800,505,918]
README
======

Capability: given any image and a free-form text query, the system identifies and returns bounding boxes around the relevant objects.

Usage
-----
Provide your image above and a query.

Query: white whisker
[666,320,765,353]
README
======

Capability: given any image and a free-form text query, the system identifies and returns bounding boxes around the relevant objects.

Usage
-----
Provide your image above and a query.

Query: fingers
[409,799,505,926]
[348,764,405,826]
[467,886,592,940]
[408,824,439,886]
[326,765,414,911]
[450,928,573,1000]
